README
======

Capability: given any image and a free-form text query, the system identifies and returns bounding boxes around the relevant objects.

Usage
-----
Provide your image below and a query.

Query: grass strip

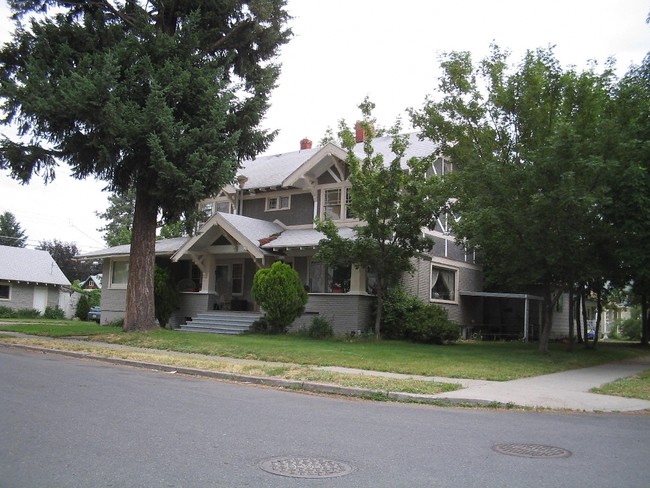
[591,368,650,400]
[0,336,459,396]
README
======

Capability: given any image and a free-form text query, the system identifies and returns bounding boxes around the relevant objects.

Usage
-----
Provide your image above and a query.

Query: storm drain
[492,443,572,459]
[259,457,353,479]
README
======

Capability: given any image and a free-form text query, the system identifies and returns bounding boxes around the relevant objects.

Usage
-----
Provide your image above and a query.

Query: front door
[33,286,48,314]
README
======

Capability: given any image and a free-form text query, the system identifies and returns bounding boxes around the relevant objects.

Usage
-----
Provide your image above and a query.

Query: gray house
[80,132,559,338]
[0,245,71,314]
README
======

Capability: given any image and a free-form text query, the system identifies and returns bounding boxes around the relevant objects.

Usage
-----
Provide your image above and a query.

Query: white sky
[1,0,649,252]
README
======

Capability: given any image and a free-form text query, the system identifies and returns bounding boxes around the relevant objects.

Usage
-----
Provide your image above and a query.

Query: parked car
[87,306,101,323]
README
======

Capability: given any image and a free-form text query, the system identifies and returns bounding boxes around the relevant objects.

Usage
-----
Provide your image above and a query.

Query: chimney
[355,121,366,143]
[300,137,312,150]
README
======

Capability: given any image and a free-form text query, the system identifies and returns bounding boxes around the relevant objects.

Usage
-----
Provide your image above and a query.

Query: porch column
[202,254,217,292]
[349,265,366,294]
[523,297,529,342]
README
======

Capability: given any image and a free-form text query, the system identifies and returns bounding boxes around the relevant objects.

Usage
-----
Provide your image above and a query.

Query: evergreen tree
[0,211,27,247]
[0,1,291,331]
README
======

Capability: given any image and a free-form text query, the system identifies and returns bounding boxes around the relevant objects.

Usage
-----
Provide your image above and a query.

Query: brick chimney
[300,137,312,150]
[355,122,364,143]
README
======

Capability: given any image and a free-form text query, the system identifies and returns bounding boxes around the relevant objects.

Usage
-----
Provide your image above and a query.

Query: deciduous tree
[410,46,617,353]
[316,99,446,339]
[0,1,291,331]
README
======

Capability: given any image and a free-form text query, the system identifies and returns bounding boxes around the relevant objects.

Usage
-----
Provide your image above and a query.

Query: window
[110,261,129,288]
[0,283,10,300]
[431,266,456,301]
[201,202,213,219]
[323,189,341,219]
[309,261,351,293]
[266,195,290,211]
[322,187,354,220]
[232,263,243,295]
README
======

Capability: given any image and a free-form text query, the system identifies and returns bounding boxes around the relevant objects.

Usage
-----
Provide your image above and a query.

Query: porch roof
[171,212,284,262]
[261,227,356,250]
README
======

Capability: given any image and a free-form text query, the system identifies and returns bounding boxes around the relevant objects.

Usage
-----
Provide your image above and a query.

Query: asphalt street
[1,347,649,488]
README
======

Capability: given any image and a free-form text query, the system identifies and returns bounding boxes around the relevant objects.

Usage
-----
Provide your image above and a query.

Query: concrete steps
[178,311,261,335]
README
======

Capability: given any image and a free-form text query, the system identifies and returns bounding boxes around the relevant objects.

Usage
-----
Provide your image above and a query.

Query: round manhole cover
[493,443,572,459]
[259,457,354,479]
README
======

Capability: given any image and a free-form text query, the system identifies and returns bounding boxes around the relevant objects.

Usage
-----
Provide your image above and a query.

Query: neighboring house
[79,132,561,339]
[0,245,71,314]
[79,274,102,290]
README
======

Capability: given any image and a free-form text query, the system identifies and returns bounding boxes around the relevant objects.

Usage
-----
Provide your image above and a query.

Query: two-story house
[81,130,552,338]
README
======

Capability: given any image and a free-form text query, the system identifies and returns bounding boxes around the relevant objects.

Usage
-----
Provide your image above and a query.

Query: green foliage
[96,192,135,247]
[37,239,94,282]
[0,211,27,247]
[316,98,447,339]
[379,288,459,344]
[0,306,16,318]
[76,295,91,321]
[305,316,334,339]
[619,317,642,341]
[154,266,178,328]
[15,309,41,319]
[43,306,65,320]
[0,1,291,331]
[410,45,619,352]
[252,261,308,334]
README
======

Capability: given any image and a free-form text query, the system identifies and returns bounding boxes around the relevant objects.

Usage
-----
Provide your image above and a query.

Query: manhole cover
[493,443,572,459]
[259,457,353,478]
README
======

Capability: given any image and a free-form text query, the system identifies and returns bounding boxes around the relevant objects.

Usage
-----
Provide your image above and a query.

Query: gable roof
[0,245,70,286]
[171,212,284,262]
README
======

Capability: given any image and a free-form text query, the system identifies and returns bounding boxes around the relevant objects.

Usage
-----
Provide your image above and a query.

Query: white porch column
[349,265,366,294]
[201,254,217,292]
[523,297,529,342]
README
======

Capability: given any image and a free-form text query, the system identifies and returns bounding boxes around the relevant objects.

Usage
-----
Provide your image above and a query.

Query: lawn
[1,321,647,381]
[592,368,650,400]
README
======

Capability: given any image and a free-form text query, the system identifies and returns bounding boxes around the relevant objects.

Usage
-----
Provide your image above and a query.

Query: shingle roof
[260,227,356,249]
[0,245,70,286]
[219,212,284,246]
[237,132,437,190]
[77,237,189,260]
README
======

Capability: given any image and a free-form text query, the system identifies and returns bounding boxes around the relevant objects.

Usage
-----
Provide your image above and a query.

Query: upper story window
[431,265,456,302]
[322,187,353,220]
[266,195,290,211]
[215,199,233,214]
[0,283,10,300]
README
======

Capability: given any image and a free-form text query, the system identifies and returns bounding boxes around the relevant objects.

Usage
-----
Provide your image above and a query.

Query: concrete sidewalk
[1,331,650,412]
[321,357,650,412]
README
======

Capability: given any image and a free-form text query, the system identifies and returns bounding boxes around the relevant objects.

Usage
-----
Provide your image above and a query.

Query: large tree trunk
[567,288,575,352]
[374,288,383,340]
[642,293,649,347]
[538,285,554,354]
[575,290,583,344]
[593,287,602,348]
[123,188,158,331]
[581,285,589,348]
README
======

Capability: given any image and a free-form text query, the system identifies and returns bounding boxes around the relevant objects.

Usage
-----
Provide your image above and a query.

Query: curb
[0,341,500,408]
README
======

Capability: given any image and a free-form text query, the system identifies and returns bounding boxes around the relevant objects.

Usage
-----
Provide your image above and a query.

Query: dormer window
[266,195,290,211]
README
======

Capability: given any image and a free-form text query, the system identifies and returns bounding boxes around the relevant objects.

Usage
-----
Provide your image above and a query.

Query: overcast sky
[1,0,649,252]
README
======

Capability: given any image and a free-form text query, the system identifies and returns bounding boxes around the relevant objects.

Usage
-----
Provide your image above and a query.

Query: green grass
[1,321,646,381]
[0,321,120,337]
[591,368,650,400]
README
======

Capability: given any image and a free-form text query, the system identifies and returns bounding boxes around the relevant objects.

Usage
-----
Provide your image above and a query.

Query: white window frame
[109,260,129,289]
[430,265,457,303]
[215,197,233,214]
[320,184,354,221]
[266,195,291,212]
[0,282,10,300]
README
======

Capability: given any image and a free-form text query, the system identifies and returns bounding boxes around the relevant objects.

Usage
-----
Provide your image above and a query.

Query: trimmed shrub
[76,294,91,320]
[379,287,459,344]
[405,304,460,344]
[252,261,308,334]
[43,306,65,320]
[154,265,178,328]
